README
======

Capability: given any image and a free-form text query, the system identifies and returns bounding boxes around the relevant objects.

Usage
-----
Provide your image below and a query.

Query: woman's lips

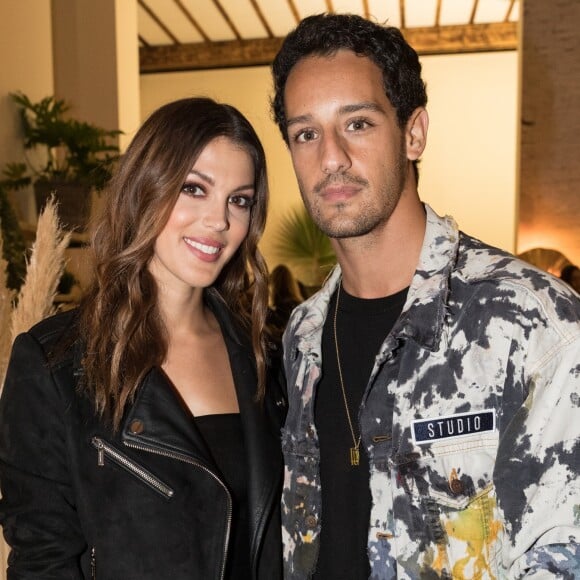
[184,237,224,261]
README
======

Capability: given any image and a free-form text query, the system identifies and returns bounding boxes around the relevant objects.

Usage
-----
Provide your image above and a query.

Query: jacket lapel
[208,292,283,565]
[122,367,213,465]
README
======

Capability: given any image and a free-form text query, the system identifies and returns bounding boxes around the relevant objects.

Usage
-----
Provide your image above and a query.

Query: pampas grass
[0,233,16,387]
[0,196,71,390]
[10,197,71,339]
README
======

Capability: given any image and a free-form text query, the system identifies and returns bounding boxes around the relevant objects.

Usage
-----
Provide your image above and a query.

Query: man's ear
[405,107,429,161]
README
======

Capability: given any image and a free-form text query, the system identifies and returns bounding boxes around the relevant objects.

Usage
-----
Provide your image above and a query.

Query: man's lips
[314,174,368,200]
[320,185,360,200]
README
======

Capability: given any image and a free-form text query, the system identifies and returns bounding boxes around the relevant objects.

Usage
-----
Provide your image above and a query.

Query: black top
[313,285,408,580]
[195,413,250,580]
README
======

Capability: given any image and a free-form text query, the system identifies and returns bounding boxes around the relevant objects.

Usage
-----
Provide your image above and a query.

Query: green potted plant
[0,184,27,291]
[1,92,121,231]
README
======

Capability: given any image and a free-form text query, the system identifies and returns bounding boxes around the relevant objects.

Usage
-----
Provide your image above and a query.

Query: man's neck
[333,192,426,299]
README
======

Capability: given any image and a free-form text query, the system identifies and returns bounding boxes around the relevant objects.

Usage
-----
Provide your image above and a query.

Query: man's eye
[295,129,317,143]
[347,119,371,131]
[229,195,254,209]
[181,182,204,196]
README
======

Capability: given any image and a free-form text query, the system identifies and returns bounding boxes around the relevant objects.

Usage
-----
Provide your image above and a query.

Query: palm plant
[273,206,336,288]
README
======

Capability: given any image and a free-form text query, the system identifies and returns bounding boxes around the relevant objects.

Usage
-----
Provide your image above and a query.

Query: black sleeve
[0,332,85,579]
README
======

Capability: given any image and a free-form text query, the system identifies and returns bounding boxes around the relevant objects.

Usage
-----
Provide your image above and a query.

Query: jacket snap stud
[129,419,144,434]
[449,478,464,495]
[305,515,317,528]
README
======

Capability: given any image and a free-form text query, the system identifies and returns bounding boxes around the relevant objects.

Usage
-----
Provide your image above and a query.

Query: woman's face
[149,136,255,296]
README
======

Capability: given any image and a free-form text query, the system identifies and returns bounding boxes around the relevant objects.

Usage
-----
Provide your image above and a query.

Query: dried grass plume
[0,196,71,390]
[0,230,16,387]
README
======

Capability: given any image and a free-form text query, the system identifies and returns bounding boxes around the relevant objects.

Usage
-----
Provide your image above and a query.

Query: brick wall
[518,0,580,267]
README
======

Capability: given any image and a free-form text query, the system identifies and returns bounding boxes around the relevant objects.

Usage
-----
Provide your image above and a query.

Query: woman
[0,98,285,579]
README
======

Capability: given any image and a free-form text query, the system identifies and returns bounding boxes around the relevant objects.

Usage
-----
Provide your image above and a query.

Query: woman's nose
[202,199,229,231]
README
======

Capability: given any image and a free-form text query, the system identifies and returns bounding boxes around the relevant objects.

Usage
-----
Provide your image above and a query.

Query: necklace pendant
[350,447,360,466]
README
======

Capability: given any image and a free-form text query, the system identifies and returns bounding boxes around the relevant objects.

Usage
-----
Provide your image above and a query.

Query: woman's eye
[181,182,204,196]
[294,129,317,143]
[229,195,254,210]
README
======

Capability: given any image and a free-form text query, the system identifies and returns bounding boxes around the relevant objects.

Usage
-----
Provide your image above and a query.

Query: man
[271,13,580,579]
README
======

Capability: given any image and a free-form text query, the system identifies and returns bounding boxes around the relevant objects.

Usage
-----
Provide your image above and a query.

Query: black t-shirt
[313,284,408,580]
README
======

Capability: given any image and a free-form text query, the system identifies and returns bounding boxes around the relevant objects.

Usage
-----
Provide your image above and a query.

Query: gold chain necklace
[333,282,362,466]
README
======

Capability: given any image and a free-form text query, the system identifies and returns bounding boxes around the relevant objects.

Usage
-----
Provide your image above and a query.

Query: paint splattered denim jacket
[281,205,580,579]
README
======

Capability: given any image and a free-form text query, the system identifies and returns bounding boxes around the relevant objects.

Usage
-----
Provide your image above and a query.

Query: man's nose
[320,131,352,174]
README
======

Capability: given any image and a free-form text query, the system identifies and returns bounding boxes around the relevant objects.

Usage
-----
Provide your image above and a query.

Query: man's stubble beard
[298,146,408,240]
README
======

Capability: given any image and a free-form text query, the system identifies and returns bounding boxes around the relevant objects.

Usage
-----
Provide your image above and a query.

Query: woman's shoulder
[15,309,82,371]
[3,310,83,419]
[26,309,80,346]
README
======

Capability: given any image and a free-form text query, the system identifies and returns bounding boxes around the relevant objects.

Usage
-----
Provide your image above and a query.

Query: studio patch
[411,410,495,445]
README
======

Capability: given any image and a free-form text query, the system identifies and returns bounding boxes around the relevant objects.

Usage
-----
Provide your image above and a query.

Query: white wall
[140,50,518,269]
[420,51,518,252]
[0,0,54,222]
[0,2,53,569]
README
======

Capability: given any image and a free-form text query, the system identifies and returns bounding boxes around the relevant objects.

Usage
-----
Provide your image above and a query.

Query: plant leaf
[274,206,336,285]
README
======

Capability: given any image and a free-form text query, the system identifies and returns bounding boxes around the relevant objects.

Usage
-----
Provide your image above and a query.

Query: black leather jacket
[0,295,285,579]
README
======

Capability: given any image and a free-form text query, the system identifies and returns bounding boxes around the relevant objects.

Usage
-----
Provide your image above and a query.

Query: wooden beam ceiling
[408,21,517,55]
[139,21,517,74]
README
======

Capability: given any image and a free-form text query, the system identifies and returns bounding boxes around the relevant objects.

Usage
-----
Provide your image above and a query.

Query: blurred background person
[560,264,580,293]
[267,264,305,345]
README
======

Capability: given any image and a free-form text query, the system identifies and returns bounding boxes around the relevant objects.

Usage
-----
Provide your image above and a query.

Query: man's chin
[316,219,377,239]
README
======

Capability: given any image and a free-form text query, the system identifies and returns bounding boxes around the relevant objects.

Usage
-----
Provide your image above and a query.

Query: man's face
[283,49,410,239]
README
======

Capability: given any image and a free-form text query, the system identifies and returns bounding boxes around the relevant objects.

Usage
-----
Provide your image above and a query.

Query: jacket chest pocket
[394,434,504,579]
[91,437,174,499]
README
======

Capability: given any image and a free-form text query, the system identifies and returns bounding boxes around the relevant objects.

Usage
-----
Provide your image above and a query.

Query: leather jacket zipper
[91,546,96,580]
[123,440,232,580]
[91,437,174,498]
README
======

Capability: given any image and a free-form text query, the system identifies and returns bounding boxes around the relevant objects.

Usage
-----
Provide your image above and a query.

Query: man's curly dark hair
[271,13,428,145]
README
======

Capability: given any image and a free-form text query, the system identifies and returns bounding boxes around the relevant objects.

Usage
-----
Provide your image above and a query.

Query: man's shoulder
[457,232,557,287]
[454,232,579,323]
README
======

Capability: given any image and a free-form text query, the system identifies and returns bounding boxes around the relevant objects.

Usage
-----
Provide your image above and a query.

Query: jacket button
[305,515,317,528]
[129,419,144,434]
[449,478,464,495]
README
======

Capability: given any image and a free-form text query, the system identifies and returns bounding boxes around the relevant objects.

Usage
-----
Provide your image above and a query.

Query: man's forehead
[284,53,390,121]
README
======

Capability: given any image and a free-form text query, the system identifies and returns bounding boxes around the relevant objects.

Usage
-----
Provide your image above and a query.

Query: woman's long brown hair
[78,97,270,429]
